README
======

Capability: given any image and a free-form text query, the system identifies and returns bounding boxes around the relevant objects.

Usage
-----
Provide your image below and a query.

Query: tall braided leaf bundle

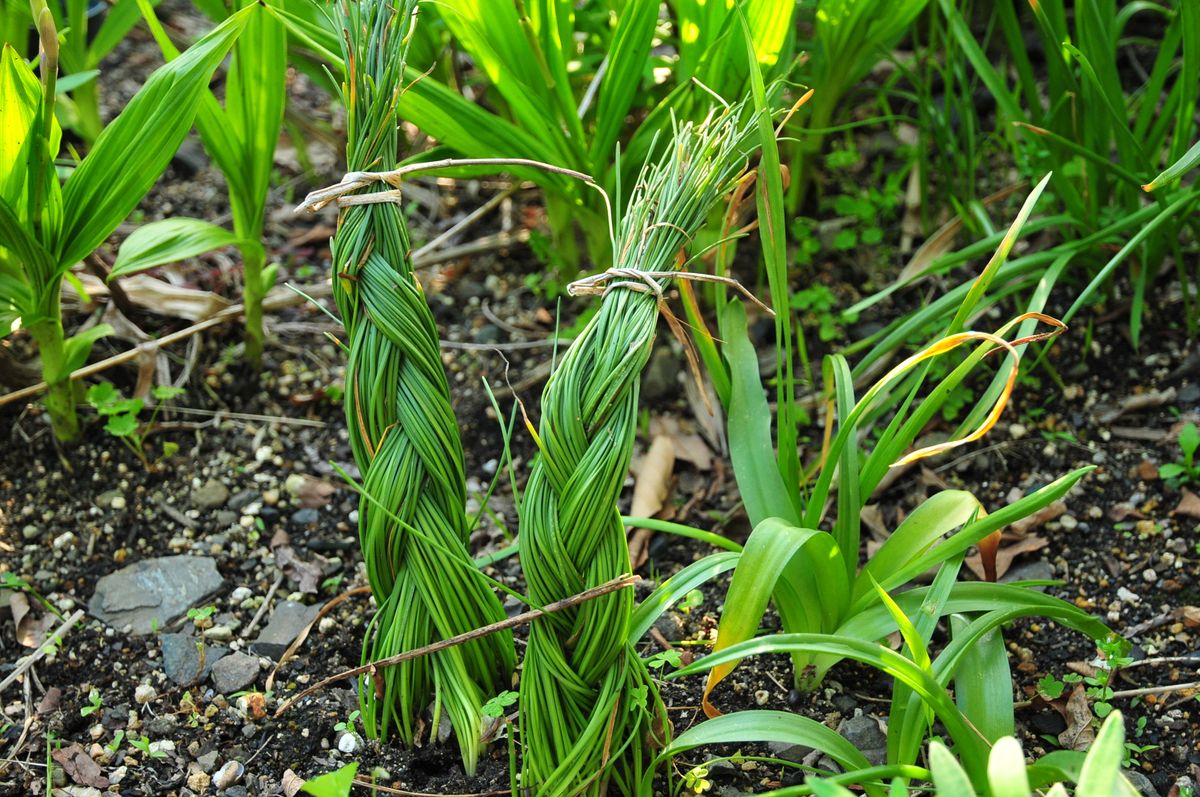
[518,108,756,796]
[327,0,513,773]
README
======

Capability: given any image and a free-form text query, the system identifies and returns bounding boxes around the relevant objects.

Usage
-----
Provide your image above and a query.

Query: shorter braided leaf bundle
[517,106,758,796]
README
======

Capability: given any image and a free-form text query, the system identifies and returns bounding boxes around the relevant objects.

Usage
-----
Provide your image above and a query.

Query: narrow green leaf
[1142,138,1200,191]
[928,741,975,794]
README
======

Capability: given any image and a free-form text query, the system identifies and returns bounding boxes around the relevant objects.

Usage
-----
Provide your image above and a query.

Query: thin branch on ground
[273,575,638,717]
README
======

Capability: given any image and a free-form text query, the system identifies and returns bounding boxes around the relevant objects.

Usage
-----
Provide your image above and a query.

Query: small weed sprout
[79,689,102,718]
[127,734,166,759]
[333,710,359,735]
[186,605,217,629]
[86,383,184,470]
[1160,422,1200,488]
[480,691,518,719]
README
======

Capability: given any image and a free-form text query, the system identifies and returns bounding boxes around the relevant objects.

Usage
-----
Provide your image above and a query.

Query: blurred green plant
[273,0,794,266]
[0,3,250,441]
[795,711,1139,797]
[120,0,287,367]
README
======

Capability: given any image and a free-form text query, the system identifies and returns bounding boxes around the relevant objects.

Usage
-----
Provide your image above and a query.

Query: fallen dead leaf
[67,274,231,321]
[1058,685,1096,751]
[281,769,305,797]
[860,504,889,542]
[270,530,328,595]
[628,435,676,570]
[1095,387,1177,424]
[1175,606,1200,628]
[964,534,1049,581]
[6,591,55,649]
[289,475,337,509]
[52,743,110,789]
[630,436,675,518]
[649,416,713,471]
[1173,489,1200,519]
[1108,504,1147,522]
[1135,460,1160,481]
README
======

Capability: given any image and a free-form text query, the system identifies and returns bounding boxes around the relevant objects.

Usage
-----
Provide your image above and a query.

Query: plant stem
[27,302,79,443]
[241,241,265,368]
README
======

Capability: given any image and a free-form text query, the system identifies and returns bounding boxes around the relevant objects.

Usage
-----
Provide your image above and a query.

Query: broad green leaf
[628,551,739,644]
[56,6,252,268]
[0,44,60,218]
[856,490,982,604]
[928,741,974,794]
[1076,712,1136,797]
[720,299,796,527]
[702,517,844,714]
[105,413,139,437]
[657,711,876,786]
[988,736,1031,797]
[950,613,1013,743]
[111,218,245,279]
[301,762,357,797]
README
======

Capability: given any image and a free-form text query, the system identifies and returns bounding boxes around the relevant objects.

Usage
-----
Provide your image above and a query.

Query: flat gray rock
[161,633,227,686]
[249,601,321,659]
[89,556,223,634]
[210,653,259,694]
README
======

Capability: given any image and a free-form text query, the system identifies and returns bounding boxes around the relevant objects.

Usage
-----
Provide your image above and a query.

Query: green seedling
[332,709,359,735]
[0,6,251,442]
[480,691,517,719]
[186,605,217,628]
[79,688,101,717]
[1160,422,1200,488]
[104,730,124,756]
[646,650,683,673]
[127,733,166,759]
[85,382,183,470]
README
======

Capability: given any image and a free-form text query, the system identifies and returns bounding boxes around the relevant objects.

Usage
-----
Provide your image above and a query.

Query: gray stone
[290,508,319,528]
[161,633,228,686]
[145,715,178,735]
[653,612,685,642]
[21,524,40,540]
[767,741,812,764]
[837,711,887,766]
[96,490,124,510]
[192,479,230,510]
[89,556,223,634]
[1124,770,1159,797]
[211,653,259,695]
[1001,559,1055,591]
[195,751,219,774]
[215,511,238,527]
[249,601,321,659]
[228,490,258,512]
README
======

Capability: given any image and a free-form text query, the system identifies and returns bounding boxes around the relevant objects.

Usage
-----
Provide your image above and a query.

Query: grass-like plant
[0,2,251,441]
[516,106,757,796]
[934,0,1200,342]
[111,0,287,368]
[322,0,513,774]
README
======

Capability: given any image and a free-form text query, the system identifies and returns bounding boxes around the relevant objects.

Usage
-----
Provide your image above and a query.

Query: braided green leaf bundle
[517,108,757,796]
[327,0,513,773]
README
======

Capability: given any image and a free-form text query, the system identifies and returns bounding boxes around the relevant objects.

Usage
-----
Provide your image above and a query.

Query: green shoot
[1160,422,1200,488]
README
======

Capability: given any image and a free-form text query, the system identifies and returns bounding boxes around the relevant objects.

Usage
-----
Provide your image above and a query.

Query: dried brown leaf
[52,743,110,789]
[1010,501,1066,536]
[1057,685,1096,751]
[1173,489,1200,519]
[630,436,675,519]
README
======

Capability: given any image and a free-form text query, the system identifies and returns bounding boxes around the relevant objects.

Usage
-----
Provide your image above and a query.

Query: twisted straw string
[517,109,757,796]
[328,0,512,774]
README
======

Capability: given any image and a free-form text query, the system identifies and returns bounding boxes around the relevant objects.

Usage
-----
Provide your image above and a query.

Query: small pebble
[1058,514,1078,530]
[337,732,359,754]
[230,587,253,602]
[754,690,769,706]
[213,761,244,790]
[134,684,157,705]
[1143,568,1158,583]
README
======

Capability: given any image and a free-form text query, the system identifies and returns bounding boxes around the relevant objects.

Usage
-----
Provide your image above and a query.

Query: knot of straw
[328,0,512,774]
[517,108,757,796]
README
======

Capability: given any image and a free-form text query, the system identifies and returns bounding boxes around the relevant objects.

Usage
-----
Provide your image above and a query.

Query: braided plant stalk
[517,108,757,796]
[326,0,513,773]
